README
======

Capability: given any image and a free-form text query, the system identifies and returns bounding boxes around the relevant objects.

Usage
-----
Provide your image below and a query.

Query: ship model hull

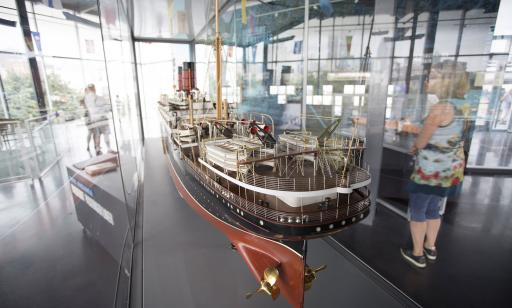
[161,125,371,240]
[158,1,371,304]
[160,117,371,307]
[162,133,306,307]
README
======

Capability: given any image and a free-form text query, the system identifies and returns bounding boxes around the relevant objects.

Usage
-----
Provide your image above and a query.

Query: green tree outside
[46,72,83,121]
[2,73,39,120]
[3,71,82,121]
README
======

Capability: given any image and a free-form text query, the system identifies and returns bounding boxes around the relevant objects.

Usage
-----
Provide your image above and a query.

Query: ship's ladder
[316,153,332,178]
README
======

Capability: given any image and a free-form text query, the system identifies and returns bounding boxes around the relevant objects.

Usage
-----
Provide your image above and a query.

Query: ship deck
[185,147,369,214]
[199,150,371,193]
[222,180,367,214]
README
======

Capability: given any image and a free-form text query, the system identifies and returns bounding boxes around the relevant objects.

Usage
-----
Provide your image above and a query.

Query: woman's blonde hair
[427,61,469,99]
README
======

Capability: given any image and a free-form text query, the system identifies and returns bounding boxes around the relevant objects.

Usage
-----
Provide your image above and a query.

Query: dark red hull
[165,143,306,307]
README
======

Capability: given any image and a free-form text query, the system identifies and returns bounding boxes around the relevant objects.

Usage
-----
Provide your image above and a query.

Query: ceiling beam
[133,36,193,44]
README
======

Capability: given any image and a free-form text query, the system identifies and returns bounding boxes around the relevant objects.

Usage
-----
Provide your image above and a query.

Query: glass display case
[0,0,143,307]
[2,0,512,307]
[165,1,511,306]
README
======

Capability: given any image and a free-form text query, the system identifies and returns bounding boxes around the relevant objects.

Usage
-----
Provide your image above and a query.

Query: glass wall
[198,0,511,208]
[193,1,305,134]
[193,3,241,123]
[0,0,39,180]
[1,0,509,306]
[136,42,190,137]
[0,0,143,307]
[307,1,378,137]
[98,0,144,228]
[186,0,512,306]
[0,1,38,121]
[192,0,511,172]
[381,1,512,171]
[374,0,511,213]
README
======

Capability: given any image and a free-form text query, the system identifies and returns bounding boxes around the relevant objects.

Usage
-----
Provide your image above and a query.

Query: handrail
[184,157,370,225]
[241,166,370,192]
[31,121,50,133]
[161,110,370,193]
[0,119,22,126]
[25,112,57,123]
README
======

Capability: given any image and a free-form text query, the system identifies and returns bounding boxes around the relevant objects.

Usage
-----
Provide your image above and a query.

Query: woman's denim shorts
[408,193,443,222]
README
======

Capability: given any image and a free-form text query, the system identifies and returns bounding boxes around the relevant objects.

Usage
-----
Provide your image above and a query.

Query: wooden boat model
[158,1,371,306]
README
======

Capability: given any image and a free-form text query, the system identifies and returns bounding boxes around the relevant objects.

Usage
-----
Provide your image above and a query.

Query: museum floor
[0,138,511,307]
[335,175,512,308]
[0,165,118,308]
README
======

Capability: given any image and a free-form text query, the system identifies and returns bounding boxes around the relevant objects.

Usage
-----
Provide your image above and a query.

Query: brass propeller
[304,264,327,291]
[245,267,281,300]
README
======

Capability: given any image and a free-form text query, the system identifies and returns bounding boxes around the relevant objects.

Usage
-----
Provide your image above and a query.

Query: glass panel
[233,0,305,134]
[77,22,107,61]
[464,54,512,169]
[0,6,26,53]
[133,0,208,39]
[0,1,143,307]
[41,57,112,168]
[433,11,462,56]
[459,9,498,55]
[29,4,82,58]
[0,54,39,119]
[0,120,30,181]
[0,0,15,8]
[27,115,59,172]
[306,4,382,137]
[136,42,190,137]
[98,0,144,236]
[383,5,512,171]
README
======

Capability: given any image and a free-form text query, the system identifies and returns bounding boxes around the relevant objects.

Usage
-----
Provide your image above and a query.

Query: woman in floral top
[401,62,469,268]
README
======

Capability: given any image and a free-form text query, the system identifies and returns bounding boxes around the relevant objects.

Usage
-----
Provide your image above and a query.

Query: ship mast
[215,0,223,120]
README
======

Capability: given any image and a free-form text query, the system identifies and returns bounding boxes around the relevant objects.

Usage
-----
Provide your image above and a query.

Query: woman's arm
[411,104,450,153]
[415,113,440,150]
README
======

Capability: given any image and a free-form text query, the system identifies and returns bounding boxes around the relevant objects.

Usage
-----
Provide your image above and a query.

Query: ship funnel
[245,266,281,300]
[304,264,327,291]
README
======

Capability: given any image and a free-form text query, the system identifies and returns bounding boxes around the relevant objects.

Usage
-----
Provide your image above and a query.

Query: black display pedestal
[67,165,129,262]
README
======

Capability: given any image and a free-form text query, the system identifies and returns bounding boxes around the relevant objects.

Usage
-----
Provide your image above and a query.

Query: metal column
[15,0,47,116]
[363,0,397,224]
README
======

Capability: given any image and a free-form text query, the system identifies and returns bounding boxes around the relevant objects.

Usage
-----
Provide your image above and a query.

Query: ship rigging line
[236,146,365,165]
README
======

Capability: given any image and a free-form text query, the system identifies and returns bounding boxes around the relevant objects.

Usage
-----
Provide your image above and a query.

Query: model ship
[159,1,371,307]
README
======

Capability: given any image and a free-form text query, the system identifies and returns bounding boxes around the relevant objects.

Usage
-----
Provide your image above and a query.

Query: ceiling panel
[133,0,214,41]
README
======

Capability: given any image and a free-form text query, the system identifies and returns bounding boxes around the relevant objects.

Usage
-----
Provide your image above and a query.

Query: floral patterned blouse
[410,113,465,189]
